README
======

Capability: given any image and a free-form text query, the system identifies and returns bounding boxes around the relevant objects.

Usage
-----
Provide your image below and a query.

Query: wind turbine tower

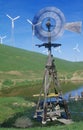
[6,14,20,46]
[0,35,6,44]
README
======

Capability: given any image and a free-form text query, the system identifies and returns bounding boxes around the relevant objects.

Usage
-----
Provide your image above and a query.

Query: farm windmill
[30,6,82,124]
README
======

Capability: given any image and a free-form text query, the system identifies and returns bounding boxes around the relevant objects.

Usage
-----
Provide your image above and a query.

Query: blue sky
[0,0,83,61]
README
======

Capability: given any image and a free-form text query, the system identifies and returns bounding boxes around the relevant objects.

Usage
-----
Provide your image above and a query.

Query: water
[63,85,83,121]
[64,86,83,100]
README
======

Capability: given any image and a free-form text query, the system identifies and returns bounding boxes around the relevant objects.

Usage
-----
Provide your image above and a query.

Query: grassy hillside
[0,44,83,80]
[0,45,46,71]
[0,45,45,79]
[0,44,46,78]
[0,44,83,73]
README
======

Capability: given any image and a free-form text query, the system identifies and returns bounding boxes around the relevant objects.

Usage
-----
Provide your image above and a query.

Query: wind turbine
[27,19,41,48]
[42,49,48,55]
[0,35,6,44]
[27,19,41,35]
[54,46,62,53]
[73,43,80,61]
[6,14,20,46]
[73,43,80,52]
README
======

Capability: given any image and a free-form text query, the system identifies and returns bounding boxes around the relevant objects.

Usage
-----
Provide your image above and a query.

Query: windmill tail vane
[64,21,82,33]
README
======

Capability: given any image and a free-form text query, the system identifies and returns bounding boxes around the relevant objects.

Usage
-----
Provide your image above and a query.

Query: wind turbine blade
[27,19,33,25]
[2,36,6,39]
[64,21,82,33]
[73,44,78,50]
[13,16,20,20]
[35,21,41,26]
[73,43,80,52]
[54,46,61,53]
[77,49,80,52]
[6,14,13,20]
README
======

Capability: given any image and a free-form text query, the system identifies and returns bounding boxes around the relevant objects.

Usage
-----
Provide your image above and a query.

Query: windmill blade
[6,14,13,20]
[27,19,33,25]
[13,16,20,20]
[64,21,82,33]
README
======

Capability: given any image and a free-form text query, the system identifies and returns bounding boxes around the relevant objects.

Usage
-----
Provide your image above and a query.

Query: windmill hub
[46,18,52,30]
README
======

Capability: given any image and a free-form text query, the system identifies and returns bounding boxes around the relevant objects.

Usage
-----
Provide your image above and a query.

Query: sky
[0,0,83,61]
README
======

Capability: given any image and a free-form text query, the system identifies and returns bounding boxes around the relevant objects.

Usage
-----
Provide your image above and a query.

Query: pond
[63,85,83,122]
[64,86,83,100]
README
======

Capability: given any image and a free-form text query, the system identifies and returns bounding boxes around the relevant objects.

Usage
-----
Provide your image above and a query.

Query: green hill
[0,44,83,81]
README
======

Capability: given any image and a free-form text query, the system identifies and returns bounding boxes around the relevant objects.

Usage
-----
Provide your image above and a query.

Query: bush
[2,79,14,86]
[14,116,33,128]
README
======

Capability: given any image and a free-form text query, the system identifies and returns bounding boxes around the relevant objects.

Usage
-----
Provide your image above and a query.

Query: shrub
[2,79,14,86]
[14,116,33,128]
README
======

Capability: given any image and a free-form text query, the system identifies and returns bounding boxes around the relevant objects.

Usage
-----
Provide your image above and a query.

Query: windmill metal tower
[31,6,82,124]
